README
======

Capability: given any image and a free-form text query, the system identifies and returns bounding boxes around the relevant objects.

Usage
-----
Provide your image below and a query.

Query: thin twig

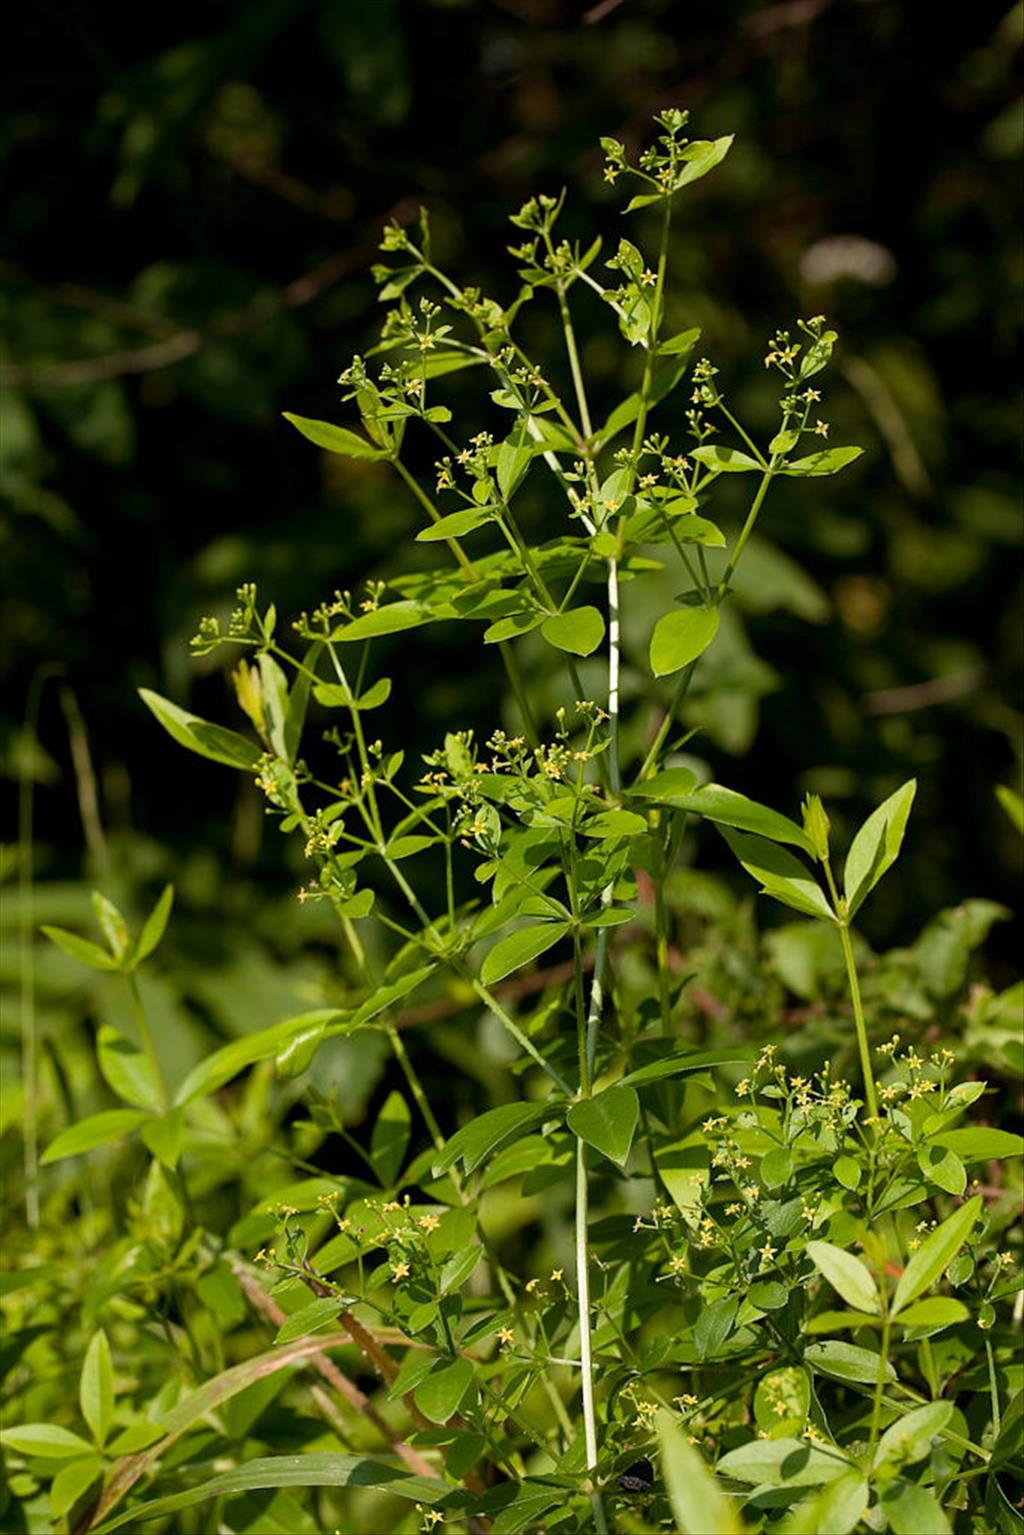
[231,1263,438,1480]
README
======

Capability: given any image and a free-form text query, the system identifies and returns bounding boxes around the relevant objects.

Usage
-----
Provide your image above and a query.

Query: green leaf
[675,134,734,187]
[416,507,493,542]
[370,1090,411,1186]
[804,1341,897,1385]
[140,1109,185,1169]
[691,445,763,473]
[719,828,835,922]
[414,1357,474,1424]
[716,1436,850,1488]
[658,327,702,358]
[541,605,605,657]
[785,1474,868,1535]
[41,1109,149,1164]
[334,601,428,642]
[670,784,816,855]
[658,1411,745,1534]
[480,921,569,986]
[650,604,719,676]
[930,1127,1024,1161]
[580,809,648,839]
[139,688,261,771]
[481,1482,563,1535]
[173,1010,344,1105]
[566,1084,639,1167]
[0,1422,94,1458]
[874,1402,954,1469]
[496,426,533,499]
[41,925,119,971]
[892,1195,981,1315]
[50,1457,104,1521]
[880,1479,951,1535]
[893,1297,969,1329]
[92,891,129,958]
[806,1241,880,1314]
[134,884,174,965]
[356,677,392,710]
[79,1330,114,1447]
[625,766,698,805]
[599,352,694,443]
[433,1102,562,1176]
[282,413,388,459]
[92,1454,445,1532]
[694,1295,739,1360]
[97,1026,161,1111]
[916,1143,967,1196]
[843,779,916,917]
[779,447,863,477]
[273,1297,344,1344]
[996,785,1024,834]
[753,1367,810,1439]
[620,1047,752,1088]
[834,1156,861,1191]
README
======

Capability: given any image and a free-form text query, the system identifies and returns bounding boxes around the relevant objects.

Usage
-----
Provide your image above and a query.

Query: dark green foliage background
[4,0,1021,938]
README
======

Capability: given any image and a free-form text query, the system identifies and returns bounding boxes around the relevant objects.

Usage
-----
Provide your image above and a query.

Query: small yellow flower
[497,1326,515,1346]
[417,1213,441,1232]
[550,1268,564,1284]
[391,1260,410,1280]
[759,1241,777,1265]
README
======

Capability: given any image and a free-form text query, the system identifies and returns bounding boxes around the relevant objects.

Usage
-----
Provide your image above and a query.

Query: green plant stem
[868,1307,892,1459]
[635,658,699,783]
[337,906,445,1154]
[555,285,594,442]
[128,973,168,1112]
[838,920,879,1122]
[985,1337,1001,1436]
[391,457,475,577]
[574,1139,606,1534]
[721,464,775,589]
[654,833,671,1026]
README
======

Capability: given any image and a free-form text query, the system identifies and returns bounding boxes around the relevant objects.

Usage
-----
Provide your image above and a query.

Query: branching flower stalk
[42,111,1006,1535]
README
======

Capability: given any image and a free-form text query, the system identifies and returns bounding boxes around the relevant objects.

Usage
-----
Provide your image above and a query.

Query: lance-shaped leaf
[80,1330,114,1448]
[139,689,261,771]
[670,783,816,855]
[432,1102,563,1177]
[892,1195,981,1316]
[691,445,763,473]
[42,1109,150,1164]
[480,921,569,986]
[282,412,388,459]
[658,1411,746,1534]
[778,447,863,476]
[806,1241,880,1315]
[134,884,174,966]
[92,1454,444,1532]
[843,779,916,917]
[719,828,836,922]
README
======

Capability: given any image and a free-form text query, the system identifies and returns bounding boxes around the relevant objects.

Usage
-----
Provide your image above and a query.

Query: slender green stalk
[575,1140,606,1534]
[128,973,168,1112]
[391,456,475,577]
[985,1338,1001,1437]
[838,921,879,1121]
[868,1306,892,1458]
[721,464,776,589]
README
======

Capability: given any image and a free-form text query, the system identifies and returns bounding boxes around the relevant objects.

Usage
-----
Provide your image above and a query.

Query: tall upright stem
[128,973,168,1112]
[838,922,879,1122]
